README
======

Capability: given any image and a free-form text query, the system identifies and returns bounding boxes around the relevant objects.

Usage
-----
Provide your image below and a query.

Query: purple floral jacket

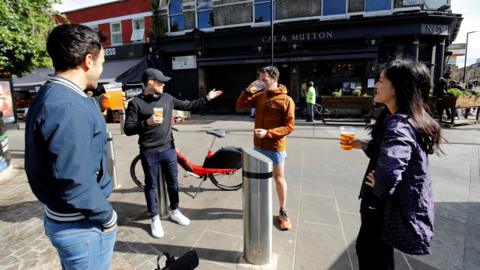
[371,114,434,255]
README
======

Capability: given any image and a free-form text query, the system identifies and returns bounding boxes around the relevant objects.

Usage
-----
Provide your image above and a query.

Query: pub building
[151,0,462,113]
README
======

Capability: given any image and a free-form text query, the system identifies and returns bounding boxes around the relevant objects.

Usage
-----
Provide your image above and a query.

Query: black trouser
[140,147,180,217]
[356,209,395,270]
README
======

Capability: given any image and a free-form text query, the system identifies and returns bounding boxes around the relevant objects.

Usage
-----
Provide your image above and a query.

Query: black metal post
[270,0,274,66]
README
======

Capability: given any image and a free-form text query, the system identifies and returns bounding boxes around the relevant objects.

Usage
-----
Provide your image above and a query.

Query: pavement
[0,114,479,270]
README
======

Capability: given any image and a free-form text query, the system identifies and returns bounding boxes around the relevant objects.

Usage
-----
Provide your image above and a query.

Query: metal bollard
[242,148,273,265]
[157,167,169,218]
[119,109,126,135]
[106,131,120,189]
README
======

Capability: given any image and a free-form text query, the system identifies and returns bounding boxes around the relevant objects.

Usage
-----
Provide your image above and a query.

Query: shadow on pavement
[114,240,243,264]
[327,201,480,270]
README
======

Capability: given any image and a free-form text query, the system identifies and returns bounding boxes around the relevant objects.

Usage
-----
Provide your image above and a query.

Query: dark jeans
[356,209,395,270]
[140,147,179,217]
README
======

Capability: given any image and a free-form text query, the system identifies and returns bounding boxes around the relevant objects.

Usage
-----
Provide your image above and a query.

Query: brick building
[151,0,462,112]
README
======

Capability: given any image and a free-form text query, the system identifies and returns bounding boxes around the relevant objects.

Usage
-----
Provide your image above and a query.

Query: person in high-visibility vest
[306,81,316,122]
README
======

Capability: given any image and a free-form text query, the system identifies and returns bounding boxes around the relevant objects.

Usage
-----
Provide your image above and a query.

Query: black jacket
[124,92,208,152]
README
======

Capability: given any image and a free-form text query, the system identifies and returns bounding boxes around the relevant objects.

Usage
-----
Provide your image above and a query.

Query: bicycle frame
[175,135,238,178]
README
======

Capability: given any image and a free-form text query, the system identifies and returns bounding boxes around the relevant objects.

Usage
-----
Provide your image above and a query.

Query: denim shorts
[254,147,287,164]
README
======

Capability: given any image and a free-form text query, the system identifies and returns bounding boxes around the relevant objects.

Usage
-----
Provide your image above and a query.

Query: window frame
[131,18,145,42]
[196,0,214,30]
[168,0,186,33]
[110,22,122,46]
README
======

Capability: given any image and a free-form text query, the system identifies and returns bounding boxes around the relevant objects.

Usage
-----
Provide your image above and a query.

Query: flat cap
[143,68,171,82]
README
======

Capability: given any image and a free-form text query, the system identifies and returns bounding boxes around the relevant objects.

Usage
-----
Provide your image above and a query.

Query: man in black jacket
[124,68,222,238]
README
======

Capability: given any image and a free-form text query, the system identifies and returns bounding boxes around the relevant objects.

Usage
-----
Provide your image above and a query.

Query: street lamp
[463,31,478,84]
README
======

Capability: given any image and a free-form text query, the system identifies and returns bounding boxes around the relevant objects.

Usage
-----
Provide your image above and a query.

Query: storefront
[153,11,461,113]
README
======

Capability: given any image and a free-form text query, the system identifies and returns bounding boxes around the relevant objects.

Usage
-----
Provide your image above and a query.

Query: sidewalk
[0,115,479,269]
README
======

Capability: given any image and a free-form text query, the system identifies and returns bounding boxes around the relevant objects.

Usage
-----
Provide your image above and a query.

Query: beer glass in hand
[153,107,164,124]
[247,80,265,94]
[339,126,355,150]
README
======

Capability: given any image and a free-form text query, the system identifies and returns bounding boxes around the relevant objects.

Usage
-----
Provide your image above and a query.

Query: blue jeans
[140,147,180,217]
[44,217,117,270]
[307,103,314,121]
[254,147,287,165]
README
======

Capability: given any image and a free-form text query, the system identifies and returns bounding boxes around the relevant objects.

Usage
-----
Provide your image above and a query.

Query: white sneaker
[151,217,164,238]
[169,209,190,226]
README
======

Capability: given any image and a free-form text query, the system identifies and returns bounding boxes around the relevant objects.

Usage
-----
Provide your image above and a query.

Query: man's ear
[83,53,95,70]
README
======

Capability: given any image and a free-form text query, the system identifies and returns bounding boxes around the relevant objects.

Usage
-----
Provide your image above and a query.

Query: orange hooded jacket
[236,84,295,152]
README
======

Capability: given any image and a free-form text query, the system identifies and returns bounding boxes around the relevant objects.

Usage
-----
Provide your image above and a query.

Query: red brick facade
[63,0,153,47]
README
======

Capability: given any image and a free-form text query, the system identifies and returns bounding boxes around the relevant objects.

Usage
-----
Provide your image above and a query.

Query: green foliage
[150,0,166,39]
[447,88,467,98]
[362,93,371,97]
[475,91,480,97]
[0,0,62,76]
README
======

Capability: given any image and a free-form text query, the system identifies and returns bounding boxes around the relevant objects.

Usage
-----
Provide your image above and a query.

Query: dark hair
[371,59,442,154]
[47,24,105,72]
[307,81,314,87]
[260,66,280,81]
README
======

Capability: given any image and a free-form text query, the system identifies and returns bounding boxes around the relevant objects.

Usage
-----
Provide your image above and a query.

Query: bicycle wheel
[208,170,242,191]
[130,155,145,191]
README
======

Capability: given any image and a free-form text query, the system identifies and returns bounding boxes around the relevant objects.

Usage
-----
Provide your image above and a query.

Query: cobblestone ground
[0,166,168,270]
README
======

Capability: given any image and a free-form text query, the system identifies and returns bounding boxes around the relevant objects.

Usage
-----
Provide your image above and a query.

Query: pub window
[197,0,213,29]
[110,22,122,45]
[131,18,145,42]
[169,0,185,32]
[365,0,392,12]
[323,0,347,16]
[254,0,273,23]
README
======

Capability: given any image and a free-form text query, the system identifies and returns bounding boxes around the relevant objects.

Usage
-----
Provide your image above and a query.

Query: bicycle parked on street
[130,128,243,197]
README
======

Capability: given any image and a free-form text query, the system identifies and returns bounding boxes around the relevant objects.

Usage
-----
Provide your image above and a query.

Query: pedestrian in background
[236,66,295,230]
[25,24,117,270]
[346,59,441,269]
[124,68,222,238]
[306,81,316,122]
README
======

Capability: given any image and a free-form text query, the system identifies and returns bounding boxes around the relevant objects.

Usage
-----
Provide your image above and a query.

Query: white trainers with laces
[151,216,164,238]
[169,209,190,226]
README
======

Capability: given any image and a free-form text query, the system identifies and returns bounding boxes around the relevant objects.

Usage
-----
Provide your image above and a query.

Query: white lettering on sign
[105,47,117,56]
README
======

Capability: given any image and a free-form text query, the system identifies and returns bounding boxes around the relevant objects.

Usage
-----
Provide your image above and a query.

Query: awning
[99,58,143,83]
[115,57,148,83]
[12,58,143,87]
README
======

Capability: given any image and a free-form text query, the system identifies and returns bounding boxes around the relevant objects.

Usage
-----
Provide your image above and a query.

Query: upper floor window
[110,22,122,45]
[323,0,346,16]
[197,0,213,29]
[365,0,392,12]
[169,0,185,32]
[131,18,145,41]
[255,0,273,23]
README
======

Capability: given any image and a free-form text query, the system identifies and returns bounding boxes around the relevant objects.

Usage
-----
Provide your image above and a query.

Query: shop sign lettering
[261,31,334,43]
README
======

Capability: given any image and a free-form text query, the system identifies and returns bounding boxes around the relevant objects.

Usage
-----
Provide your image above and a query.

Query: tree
[0,0,63,76]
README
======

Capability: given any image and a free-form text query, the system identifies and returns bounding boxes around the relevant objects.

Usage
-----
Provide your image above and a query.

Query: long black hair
[370,59,442,154]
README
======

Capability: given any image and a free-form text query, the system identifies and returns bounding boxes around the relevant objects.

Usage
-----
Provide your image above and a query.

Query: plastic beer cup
[153,107,164,123]
[104,83,125,110]
[339,126,355,150]
[249,80,265,94]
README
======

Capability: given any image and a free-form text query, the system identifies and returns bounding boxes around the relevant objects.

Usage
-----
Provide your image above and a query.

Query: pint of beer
[248,80,265,94]
[339,126,355,150]
[104,83,125,110]
[153,107,164,124]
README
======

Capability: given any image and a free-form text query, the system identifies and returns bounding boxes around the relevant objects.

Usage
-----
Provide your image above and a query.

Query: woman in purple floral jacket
[349,59,443,269]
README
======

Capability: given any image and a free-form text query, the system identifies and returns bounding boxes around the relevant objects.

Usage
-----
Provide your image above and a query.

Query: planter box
[442,96,480,108]
[441,96,480,126]
[320,96,374,124]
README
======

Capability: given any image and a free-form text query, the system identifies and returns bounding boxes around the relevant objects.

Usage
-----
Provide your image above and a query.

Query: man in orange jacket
[236,66,295,230]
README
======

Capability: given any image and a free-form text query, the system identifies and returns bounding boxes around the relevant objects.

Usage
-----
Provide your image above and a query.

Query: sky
[54,0,480,67]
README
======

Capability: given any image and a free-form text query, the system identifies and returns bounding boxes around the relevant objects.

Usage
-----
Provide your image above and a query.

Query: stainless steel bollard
[242,148,273,265]
[106,131,120,189]
[157,167,169,218]
[119,109,126,135]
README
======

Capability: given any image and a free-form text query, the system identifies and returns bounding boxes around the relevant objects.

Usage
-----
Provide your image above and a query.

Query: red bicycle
[130,128,243,196]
